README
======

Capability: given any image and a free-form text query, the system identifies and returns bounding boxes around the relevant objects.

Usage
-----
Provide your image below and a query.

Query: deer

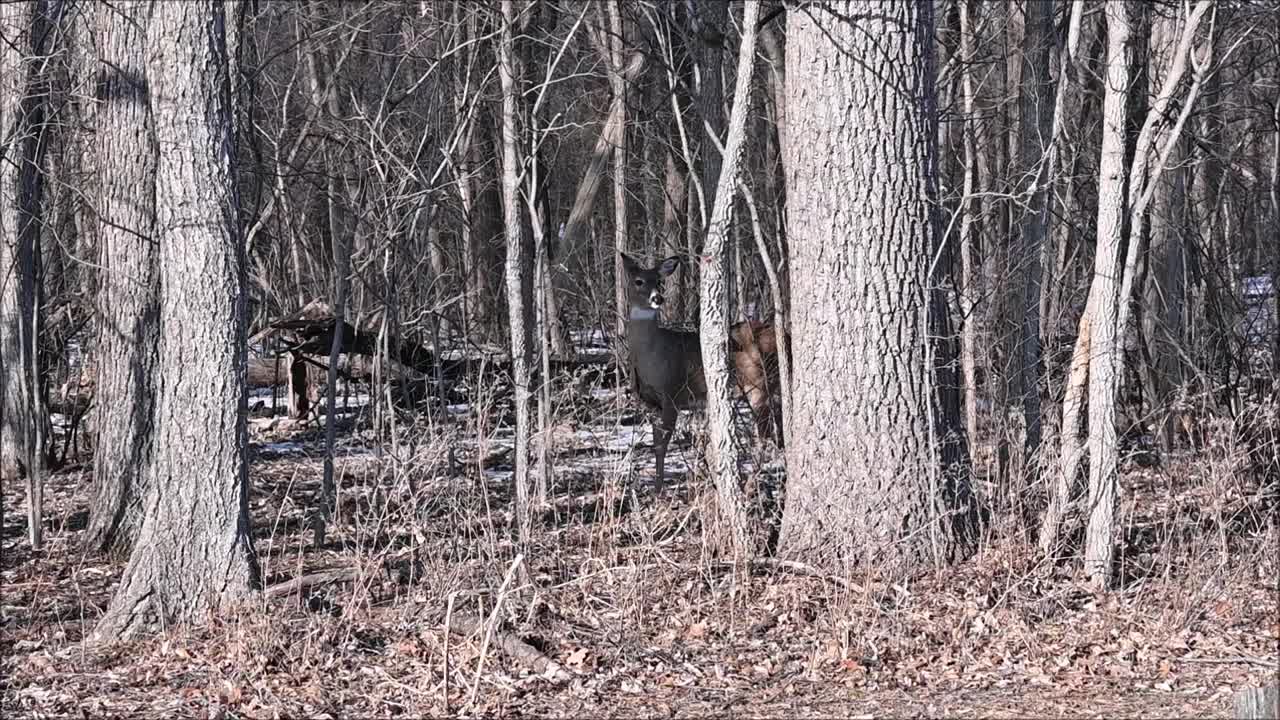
[619,252,787,489]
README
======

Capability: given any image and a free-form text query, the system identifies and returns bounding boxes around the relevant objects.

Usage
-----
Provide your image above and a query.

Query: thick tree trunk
[86,0,160,556]
[780,1,974,575]
[95,0,259,641]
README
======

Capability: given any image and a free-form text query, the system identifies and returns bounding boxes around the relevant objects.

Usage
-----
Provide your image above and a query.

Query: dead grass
[2,390,1277,718]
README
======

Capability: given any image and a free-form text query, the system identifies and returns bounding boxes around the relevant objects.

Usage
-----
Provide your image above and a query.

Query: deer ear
[619,252,640,274]
[658,256,681,276]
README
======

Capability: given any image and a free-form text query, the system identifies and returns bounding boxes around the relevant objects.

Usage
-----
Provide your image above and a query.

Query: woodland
[1,0,1278,717]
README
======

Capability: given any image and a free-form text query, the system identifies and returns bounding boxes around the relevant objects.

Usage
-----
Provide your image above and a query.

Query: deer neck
[626,305,664,351]
[628,306,659,323]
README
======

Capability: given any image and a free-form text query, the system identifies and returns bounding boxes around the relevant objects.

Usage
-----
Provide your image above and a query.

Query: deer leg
[743,381,773,444]
[652,402,677,493]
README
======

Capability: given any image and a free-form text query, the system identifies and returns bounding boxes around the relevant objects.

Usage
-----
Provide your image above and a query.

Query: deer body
[620,253,784,488]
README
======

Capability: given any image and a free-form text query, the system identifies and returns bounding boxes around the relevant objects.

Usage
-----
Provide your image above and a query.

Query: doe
[619,252,786,489]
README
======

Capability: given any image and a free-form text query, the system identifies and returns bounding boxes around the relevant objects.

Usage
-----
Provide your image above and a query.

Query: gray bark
[779,0,973,575]
[1082,0,1132,588]
[609,0,629,348]
[1085,0,1212,588]
[95,0,259,641]
[498,0,535,539]
[305,30,348,547]
[0,0,53,548]
[1013,0,1055,467]
[86,0,160,555]
[699,0,762,559]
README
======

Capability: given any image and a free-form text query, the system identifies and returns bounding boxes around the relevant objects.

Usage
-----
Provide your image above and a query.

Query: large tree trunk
[0,0,53,549]
[86,0,160,556]
[95,0,259,641]
[780,1,975,575]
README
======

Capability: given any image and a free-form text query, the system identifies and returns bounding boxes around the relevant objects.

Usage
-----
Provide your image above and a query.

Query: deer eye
[634,279,644,288]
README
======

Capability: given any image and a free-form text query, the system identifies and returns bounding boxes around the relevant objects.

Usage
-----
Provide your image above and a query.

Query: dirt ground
[2,395,1277,718]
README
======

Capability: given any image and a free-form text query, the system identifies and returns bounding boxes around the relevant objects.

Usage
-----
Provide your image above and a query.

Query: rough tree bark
[86,0,160,556]
[1013,0,1055,470]
[609,0,628,345]
[779,1,974,575]
[498,0,535,539]
[699,0,762,559]
[94,0,259,641]
[0,0,53,549]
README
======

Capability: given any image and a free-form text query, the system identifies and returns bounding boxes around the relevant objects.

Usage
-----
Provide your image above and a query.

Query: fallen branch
[1174,655,1280,670]
[265,567,360,598]
[445,611,573,683]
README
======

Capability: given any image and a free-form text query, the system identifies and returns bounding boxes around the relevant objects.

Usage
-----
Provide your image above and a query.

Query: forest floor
[2,383,1278,718]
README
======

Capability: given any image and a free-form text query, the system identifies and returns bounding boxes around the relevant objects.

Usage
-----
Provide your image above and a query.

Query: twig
[443,591,456,717]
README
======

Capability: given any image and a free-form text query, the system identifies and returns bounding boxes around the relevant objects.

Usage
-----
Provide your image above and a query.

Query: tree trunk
[694,0,726,223]
[498,0,535,539]
[780,0,974,575]
[957,0,981,453]
[609,0,629,348]
[1082,0,1133,589]
[699,0,763,559]
[95,0,259,641]
[305,30,349,547]
[86,0,160,556]
[0,0,53,549]
[1013,0,1055,471]
[1084,0,1212,588]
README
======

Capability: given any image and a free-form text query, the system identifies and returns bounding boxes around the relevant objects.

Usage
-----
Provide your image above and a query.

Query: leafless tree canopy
[1,0,1276,715]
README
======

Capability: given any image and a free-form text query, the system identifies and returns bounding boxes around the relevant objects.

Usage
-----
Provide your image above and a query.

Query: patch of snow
[260,441,305,455]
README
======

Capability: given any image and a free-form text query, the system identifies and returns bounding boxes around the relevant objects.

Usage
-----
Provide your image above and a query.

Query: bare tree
[698,0,763,559]
[95,0,259,640]
[498,0,535,538]
[609,0,629,346]
[0,0,54,549]
[1012,0,1056,472]
[1083,0,1213,588]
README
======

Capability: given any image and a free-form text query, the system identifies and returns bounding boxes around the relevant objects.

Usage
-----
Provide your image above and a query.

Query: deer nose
[649,291,664,308]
